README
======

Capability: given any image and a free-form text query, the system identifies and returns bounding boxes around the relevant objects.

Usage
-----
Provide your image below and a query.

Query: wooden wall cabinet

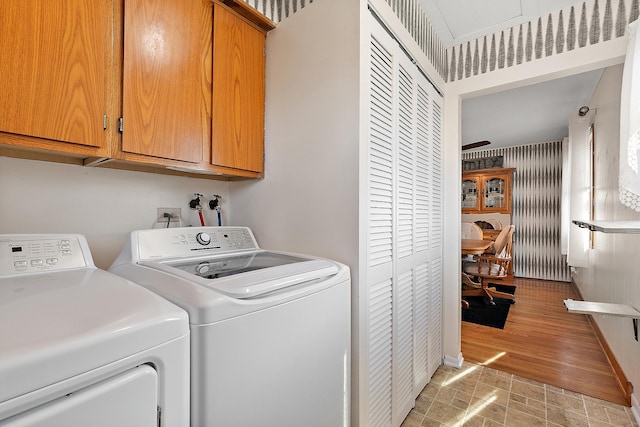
[0,0,273,179]
[461,168,515,214]
[211,2,265,174]
[0,0,113,158]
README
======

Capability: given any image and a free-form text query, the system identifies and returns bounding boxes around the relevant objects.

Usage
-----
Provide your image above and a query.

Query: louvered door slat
[369,34,394,269]
[368,279,393,427]
[415,83,431,253]
[397,64,414,260]
[413,263,430,390]
[394,271,414,417]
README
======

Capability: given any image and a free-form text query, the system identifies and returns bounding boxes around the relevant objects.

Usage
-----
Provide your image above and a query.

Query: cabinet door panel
[212,4,265,173]
[0,0,110,148]
[122,0,209,163]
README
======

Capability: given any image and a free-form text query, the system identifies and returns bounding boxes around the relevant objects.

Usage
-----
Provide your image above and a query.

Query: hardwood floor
[461,277,629,406]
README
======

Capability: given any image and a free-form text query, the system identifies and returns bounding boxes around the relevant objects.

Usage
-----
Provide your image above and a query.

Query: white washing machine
[0,234,190,427]
[110,226,351,427]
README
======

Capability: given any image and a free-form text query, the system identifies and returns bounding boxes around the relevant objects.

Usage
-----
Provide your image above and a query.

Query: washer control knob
[196,232,211,245]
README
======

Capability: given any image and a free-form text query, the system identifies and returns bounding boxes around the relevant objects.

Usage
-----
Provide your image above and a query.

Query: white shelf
[572,220,640,233]
[564,299,640,340]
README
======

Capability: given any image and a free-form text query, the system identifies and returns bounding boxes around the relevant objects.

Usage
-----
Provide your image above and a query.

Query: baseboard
[443,352,464,369]
[571,281,633,406]
[632,394,640,425]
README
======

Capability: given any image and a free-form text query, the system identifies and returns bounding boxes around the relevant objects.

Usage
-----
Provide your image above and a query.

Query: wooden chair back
[461,222,483,240]
[493,225,514,258]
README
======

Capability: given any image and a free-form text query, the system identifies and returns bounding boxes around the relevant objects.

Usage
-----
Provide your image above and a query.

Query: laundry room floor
[400,362,638,427]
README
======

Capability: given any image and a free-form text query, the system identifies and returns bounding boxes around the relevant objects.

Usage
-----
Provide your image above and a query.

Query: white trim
[442,352,464,369]
[631,393,640,425]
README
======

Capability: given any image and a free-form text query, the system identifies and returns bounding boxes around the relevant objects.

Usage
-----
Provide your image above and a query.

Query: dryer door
[1,365,158,427]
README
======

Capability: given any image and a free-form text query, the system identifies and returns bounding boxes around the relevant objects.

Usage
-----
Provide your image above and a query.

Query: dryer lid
[0,268,188,403]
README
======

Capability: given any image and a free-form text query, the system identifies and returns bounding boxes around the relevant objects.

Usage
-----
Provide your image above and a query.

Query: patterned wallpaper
[241,0,314,23]
[242,0,638,83]
[240,0,450,80]
[448,0,639,82]
[463,141,571,282]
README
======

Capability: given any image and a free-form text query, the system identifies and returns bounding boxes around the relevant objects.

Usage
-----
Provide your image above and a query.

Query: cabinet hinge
[103,114,107,130]
[118,117,124,133]
[157,406,162,427]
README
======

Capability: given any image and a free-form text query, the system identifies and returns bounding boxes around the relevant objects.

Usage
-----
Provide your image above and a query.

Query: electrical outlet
[157,207,181,223]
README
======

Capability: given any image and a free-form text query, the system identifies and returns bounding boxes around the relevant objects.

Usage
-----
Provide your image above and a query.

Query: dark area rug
[462,284,516,329]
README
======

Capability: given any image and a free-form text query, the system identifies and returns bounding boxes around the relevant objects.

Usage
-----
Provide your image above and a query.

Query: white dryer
[110,226,351,427]
[0,234,190,427]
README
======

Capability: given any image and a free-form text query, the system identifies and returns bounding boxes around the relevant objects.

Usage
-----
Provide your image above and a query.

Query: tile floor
[400,362,638,427]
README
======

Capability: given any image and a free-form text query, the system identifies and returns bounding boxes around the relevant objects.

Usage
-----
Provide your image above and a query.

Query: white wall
[571,64,640,417]
[0,157,230,269]
[229,0,361,265]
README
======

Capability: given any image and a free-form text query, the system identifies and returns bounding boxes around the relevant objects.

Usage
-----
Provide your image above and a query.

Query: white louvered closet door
[366,11,443,427]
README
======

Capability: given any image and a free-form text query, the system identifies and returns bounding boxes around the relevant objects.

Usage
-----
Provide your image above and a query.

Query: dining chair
[461,222,483,239]
[462,225,515,305]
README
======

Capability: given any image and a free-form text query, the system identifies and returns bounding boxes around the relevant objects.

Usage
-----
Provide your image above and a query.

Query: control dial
[196,232,211,245]
[196,262,210,275]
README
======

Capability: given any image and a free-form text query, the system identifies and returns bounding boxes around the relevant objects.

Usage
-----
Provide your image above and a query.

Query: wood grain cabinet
[0,0,113,157]
[461,168,515,214]
[211,2,266,174]
[0,0,273,179]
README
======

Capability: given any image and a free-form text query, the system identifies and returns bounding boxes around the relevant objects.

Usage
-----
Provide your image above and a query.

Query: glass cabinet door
[483,176,506,209]
[461,178,479,210]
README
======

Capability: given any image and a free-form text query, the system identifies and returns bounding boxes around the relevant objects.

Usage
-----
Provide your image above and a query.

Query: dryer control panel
[0,235,89,275]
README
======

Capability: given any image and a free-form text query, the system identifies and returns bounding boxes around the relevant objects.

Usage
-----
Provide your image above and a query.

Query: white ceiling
[462,69,603,149]
[417,0,583,47]
[416,0,603,151]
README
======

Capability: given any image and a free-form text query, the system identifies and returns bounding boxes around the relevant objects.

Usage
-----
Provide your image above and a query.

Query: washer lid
[0,268,188,403]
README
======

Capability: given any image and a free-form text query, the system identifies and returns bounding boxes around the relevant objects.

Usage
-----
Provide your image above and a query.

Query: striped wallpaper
[242,0,638,83]
[463,141,571,282]
[240,0,314,23]
[447,0,639,82]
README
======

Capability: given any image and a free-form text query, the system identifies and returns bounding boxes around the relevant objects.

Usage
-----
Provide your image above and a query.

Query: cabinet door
[481,173,510,213]
[211,4,265,173]
[122,0,210,163]
[461,176,480,212]
[0,0,111,151]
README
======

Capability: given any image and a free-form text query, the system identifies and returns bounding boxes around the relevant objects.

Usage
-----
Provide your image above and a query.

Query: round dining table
[461,239,494,255]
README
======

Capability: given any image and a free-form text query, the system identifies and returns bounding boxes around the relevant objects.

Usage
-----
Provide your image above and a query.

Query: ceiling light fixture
[578,106,590,116]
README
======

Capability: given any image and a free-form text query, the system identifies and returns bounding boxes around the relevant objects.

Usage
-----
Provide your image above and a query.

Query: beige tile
[425,400,466,425]
[505,407,545,427]
[430,369,450,385]
[606,406,635,426]
[473,382,510,407]
[588,420,619,427]
[510,378,545,403]
[435,386,459,405]
[447,375,479,394]
[468,400,506,424]
[546,405,590,427]
[420,381,442,399]
[584,398,612,423]
[450,390,473,410]
[482,418,505,427]
[546,389,587,416]
[625,407,639,427]
[420,416,444,427]
[401,363,635,427]
[478,369,512,391]
[507,398,545,420]
[511,374,544,388]
[400,410,424,427]
[414,394,434,415]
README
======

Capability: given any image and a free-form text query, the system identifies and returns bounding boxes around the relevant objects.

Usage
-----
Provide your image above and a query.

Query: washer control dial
[196,232,211,245]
